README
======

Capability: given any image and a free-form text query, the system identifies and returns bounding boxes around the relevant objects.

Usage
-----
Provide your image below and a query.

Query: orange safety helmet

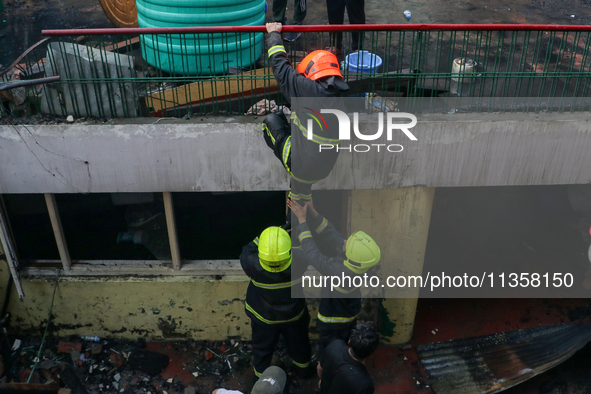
[297,50,343,81]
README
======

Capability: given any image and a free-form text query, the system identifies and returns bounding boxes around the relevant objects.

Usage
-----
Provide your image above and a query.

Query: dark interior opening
[173,191,286,260]
[2,191,348,262]
[2,194,60,261]
[55,193,169,260]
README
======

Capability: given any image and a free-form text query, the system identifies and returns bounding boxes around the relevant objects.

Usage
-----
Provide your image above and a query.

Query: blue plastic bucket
[345,51,383,73]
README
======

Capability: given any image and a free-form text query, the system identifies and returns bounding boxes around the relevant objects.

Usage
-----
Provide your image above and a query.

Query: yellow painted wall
[1,270,252,339]
[351,187,435,344]
[0,252,319,340]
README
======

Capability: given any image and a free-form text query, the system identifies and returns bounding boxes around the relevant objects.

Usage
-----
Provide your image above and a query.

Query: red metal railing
[42,24,591,36]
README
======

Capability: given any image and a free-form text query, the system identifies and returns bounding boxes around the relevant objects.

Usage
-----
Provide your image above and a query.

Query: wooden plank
[44,193,71,271]
[103,36,140,53]
[163,192,181,270]
[147,67,278,113]
[148,66,448,115]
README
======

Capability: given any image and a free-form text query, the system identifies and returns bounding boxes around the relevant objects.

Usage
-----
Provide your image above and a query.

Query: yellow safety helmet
[344,231,381,274]
[258,227,292,272]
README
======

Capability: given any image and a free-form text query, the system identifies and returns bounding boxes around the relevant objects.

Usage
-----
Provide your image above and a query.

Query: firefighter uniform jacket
[294,215,362,330]
[266,32,349,185]
[240,237,308,325]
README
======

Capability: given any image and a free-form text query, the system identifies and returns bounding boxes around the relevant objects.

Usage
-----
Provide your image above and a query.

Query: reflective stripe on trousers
[317,312,357,324]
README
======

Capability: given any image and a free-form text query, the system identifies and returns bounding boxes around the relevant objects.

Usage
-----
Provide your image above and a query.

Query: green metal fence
[2,25,591,118]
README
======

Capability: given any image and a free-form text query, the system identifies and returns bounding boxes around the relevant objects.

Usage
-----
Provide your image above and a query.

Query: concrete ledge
[20,260,322,280]
[0,118,288,193]
[320,112,591,189]
[1,113,590,193]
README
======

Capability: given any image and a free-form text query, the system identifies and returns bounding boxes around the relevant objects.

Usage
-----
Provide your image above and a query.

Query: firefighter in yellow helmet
[262,23,349,209]
[240,226,313,379]
[289,198,381,351]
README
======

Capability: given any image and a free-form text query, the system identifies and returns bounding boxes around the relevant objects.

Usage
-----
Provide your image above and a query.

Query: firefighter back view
[289,198,381,350]
[240,226,312,380]
[263,23,349,205]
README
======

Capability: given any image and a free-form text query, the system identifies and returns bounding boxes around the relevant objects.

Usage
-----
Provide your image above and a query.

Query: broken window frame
[0,191,350,291]
[0,192,246,282]
[44,193,72,271]
[0,196,25,299]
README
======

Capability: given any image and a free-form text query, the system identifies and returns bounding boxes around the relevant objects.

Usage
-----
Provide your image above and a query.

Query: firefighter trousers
[250,307,312,376]
[318,319,357,353]
[262,113,312,205]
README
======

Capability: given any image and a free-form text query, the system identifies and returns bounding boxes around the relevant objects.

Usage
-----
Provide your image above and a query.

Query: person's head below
[212,366,286,394]
[348,322,380,361]
[252,366,286,394]
[297,50,344,83]
[343,231,381,274]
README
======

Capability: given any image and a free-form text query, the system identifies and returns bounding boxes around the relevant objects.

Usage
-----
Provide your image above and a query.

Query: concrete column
[350,187,434,344]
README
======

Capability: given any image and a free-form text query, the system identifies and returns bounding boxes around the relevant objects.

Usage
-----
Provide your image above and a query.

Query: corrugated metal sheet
[417,323,591,394]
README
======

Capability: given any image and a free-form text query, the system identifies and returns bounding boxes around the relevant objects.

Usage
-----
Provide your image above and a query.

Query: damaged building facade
[2,112,591,343]
[2,21,591,348]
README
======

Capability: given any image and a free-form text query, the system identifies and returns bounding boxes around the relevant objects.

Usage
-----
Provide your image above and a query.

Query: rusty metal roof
[417,323,591,394]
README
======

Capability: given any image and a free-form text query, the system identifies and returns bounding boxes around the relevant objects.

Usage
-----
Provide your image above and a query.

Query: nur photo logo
[303,109,419,152]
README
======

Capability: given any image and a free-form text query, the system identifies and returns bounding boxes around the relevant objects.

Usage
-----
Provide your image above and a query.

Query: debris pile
[0,334,321,393]
[0,336,262,394]
[0,59,48,115]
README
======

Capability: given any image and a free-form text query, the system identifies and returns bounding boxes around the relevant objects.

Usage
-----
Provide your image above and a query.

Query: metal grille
[2,24,591,118]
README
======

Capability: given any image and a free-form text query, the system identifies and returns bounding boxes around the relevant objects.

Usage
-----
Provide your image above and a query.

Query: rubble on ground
[0,336,320,394]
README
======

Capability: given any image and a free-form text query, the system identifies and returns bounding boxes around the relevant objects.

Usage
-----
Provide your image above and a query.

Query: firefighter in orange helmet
[262,23,349,213]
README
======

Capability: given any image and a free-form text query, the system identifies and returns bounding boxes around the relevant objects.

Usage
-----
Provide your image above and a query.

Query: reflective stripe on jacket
[240,240,308,324]
[293,215,362,328]
[266,32,348,182]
